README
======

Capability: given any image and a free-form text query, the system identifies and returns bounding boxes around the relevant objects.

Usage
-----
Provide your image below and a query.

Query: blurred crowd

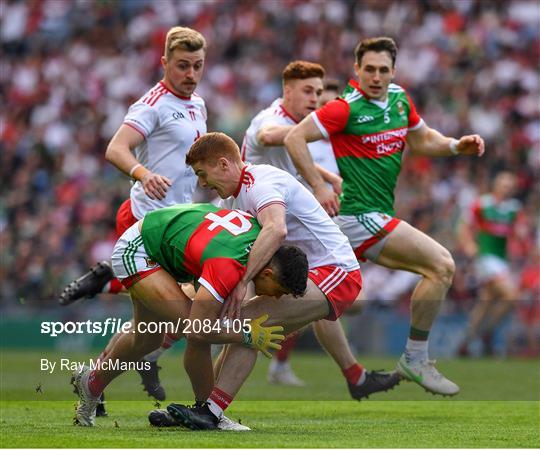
[1,0,539,331]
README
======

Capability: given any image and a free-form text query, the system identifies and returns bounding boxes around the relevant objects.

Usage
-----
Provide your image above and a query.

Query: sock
[143,347,165,363]
[87,370,107,398]
[405,337,429,361]
[207,387,233,420]
[160,333,178,350]
[102,278,123,294]
[342,363,366,385]
[276,332,299,362]
[269,359,290,373]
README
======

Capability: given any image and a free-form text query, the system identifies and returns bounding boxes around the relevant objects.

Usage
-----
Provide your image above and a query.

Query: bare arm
[407,123,485,158]
[284,116,340,215]
[457,220,478,258]
[256,124,294,146]
[105,124,172,200]
[316,164,342,195]
[221,203,288,320]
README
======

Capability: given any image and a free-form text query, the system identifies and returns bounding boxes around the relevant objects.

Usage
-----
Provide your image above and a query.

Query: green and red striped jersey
[312,79,423,216]
[471,195,521,260]
[141,203,260,301]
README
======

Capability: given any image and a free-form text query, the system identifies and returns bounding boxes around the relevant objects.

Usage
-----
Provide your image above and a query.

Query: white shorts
[111,222,161,288]
[475,254,510,283]
[334,212,401,261]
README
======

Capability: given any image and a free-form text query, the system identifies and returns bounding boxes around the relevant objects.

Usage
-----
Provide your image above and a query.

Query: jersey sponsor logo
[356,115,374,123]
[362,128,407,144]
[172,111,185,120]
[376,141,405,155]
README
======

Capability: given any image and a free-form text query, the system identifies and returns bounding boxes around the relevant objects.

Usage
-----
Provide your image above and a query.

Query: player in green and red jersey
[458,172,522,355]
[71,203,308,427]
[284,37,485,396]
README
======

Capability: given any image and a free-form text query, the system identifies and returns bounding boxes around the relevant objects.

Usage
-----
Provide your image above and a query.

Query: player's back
[141,203,260,281]
[124,82,207,219]
[225,164,358,271]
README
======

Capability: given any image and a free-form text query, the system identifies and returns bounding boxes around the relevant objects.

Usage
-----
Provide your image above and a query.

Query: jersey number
[205,211,253,236]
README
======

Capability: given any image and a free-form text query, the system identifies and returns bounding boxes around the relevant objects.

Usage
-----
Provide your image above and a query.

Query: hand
[242,314,285,358]
[221,280,248,321]
[328,173,343,196]
[314,185,340,217]
[456,135,485,157]
[141,172,172,200]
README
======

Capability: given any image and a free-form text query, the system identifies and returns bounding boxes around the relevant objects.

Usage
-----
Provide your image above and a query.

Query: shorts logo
[309,269,319,276]
[378,213,389,221]
[144,257,158,268]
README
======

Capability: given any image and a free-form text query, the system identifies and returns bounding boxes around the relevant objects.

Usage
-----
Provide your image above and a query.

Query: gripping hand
[242,314,285,358]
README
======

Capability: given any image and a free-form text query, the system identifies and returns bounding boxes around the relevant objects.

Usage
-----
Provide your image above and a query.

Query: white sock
[356,370,367,386]
[269,359,290,372]
[207,399,223,420]
[405,338,428,361]
[143,347,165,362]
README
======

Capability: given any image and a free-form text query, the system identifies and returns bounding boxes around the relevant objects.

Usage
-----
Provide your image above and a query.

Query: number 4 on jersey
[205,210,253,236]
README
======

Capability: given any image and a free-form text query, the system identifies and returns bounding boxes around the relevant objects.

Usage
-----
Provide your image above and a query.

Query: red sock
[342,363,364,385]
[276,332,299,362]
[208,387,233,412]
[161,333,178,350]
[87,370,107,397]
[104,278,123,294]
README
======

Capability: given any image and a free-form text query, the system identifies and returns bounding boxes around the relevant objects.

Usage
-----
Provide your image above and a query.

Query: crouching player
[71,203,308,428]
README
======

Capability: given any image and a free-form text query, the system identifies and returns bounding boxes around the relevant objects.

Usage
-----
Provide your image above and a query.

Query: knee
[430,249,455,288]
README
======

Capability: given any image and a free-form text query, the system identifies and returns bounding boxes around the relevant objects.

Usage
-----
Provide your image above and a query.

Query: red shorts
[116,198,138,237]
[308,265,362,321]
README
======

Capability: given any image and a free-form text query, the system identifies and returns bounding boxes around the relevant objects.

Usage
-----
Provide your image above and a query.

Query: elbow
[283,130,295,149]
[274,224,288,243]
[104,145,115,164]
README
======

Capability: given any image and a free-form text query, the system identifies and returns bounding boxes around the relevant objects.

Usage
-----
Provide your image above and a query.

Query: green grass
[1,350,539,447]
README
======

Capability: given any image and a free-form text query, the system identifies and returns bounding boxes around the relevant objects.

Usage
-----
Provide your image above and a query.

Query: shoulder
[135,82,169,108]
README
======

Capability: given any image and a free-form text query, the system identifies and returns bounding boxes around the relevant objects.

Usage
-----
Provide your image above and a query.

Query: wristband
[241,326,253,348]
[130,164,150,181]
[449,139,459,156]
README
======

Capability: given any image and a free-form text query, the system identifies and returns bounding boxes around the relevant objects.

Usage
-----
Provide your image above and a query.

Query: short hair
[185,132,241,166]
[164,26,206,60]
[282,61,325,85]
[355,37,398,67]
[324,78,340,93]
[270,246,308,297]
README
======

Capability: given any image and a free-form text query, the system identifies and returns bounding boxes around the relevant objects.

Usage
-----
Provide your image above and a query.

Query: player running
[283,37,485,396]
[72,203,307,428]
[458,171,522,355]
[149,132,400,430]
[59,26,208,404]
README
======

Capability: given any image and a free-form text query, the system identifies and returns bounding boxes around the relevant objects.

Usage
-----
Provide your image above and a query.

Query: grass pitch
[1,350,539,447]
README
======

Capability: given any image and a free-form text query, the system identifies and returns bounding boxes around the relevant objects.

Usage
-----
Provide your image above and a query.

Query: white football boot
[218,416,251,431]
[396,353,459,396]
[71,365,100,426]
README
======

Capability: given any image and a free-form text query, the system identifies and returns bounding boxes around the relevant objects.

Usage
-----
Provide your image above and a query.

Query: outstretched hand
[457,135,485,157]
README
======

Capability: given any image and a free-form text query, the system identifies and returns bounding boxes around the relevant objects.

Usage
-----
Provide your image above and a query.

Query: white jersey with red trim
[220,164,358,271]
[123,81,207,219]
[243,98,322,182]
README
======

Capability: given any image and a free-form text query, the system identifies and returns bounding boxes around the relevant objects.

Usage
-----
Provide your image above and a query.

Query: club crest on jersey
[144,257,158,268]
[397,101,407,121]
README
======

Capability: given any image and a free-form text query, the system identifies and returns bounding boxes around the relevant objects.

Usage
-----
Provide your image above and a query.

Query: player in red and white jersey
[59,26,208,409]
[153,132,400,430]
[242,61,342,194]
[243,63,346,386]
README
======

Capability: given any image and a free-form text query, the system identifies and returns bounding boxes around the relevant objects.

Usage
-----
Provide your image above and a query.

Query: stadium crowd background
[1,0,539,353]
